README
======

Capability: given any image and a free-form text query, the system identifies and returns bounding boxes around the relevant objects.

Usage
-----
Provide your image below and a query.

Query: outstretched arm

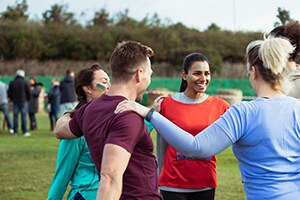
[150,112,232,158]
[54,113,78,139]
[115,100,233,158]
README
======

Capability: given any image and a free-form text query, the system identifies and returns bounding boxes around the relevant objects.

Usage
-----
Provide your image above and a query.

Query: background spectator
[28,76,43,130]
[47,78,61,131]
[59,69,77,115]
[8,69,31,136]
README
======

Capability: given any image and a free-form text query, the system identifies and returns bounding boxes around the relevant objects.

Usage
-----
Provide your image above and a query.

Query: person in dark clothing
[48,78,61,131]
[8,69,31,136]
[28,76,43,130]
[59,69,77,115]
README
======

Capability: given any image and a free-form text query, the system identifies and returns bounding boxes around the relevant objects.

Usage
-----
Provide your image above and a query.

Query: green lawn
[0,113,245,200]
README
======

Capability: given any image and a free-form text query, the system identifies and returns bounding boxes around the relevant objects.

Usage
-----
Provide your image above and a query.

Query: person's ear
[135,69,143,83]
[251,66,258,79]
[82,85,91,94]
[182,70,187,81]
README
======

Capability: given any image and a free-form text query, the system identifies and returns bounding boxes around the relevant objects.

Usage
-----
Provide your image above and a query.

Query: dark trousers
[161,189,215,200]
[29,112,37,130]
[13,102,28,134]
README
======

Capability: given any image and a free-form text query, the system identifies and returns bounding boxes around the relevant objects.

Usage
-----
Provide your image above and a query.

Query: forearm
[54,114,77,139]
[96,174,122,200]
[96,144,130,200]
[150,111,233,158]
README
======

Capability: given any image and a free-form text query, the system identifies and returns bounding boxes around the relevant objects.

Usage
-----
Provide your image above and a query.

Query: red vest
[159,96,229,189]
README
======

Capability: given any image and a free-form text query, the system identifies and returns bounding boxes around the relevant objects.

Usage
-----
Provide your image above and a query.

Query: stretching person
[115,37,300,199]
[48,64,110,200]
[157,52,229,200]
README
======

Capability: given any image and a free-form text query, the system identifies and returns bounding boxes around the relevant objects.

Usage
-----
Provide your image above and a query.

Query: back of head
[66,69,75,77]
[180,52,210,92]
[246,37,294,92]
[52,78,60,86]
[16,69,25,78]
[109,41,154,83]
[269,21,300,62]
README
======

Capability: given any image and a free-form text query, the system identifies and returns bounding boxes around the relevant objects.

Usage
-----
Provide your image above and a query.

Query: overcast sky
[1,0,300,32]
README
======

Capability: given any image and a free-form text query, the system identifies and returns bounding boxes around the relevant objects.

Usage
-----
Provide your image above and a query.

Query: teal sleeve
[47,139,82,200]
[144,119,154,132]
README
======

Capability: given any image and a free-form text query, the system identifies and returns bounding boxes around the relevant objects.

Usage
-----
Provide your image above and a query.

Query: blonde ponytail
[259,37,295,74]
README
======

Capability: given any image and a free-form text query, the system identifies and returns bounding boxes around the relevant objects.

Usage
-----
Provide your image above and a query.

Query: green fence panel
[1,76,255,106]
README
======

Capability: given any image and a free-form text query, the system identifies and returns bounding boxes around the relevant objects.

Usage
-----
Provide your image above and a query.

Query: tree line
[0,0,294,76]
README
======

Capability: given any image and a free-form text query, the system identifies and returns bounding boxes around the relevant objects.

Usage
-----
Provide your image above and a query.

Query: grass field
[0,113,245,200]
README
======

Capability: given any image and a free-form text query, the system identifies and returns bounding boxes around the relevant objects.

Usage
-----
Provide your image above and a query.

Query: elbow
[53,123,64,139]
[53,128,62,139]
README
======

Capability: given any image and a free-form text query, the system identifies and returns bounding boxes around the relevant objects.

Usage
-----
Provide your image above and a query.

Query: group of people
[49,21,300,200]
[0,68,80,136]
[0,69,43,136]
[47,69,78,131]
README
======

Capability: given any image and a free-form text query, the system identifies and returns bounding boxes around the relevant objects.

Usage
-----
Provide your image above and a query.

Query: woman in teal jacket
[48,64,111,200]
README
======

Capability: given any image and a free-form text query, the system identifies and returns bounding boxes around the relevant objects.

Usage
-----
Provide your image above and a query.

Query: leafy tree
[91,8,112,27]
[206,23,221,31]
[42,4,77,25]
[274,7,291,27]
[141,13,162,27]
[0,21,42,60]
[114,9,139,27]
[0,0,28,21]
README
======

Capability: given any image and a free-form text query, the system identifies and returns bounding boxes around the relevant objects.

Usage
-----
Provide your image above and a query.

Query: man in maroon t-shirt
[55,41,161,200]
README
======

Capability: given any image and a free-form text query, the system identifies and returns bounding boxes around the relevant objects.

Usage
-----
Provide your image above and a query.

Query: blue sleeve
[150,111,233,158]
[156,133,167,174]
[47,139,82,200]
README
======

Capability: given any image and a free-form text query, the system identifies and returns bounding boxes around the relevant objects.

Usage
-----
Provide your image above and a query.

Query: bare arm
[54,113,78,139]
[97,144,131,200]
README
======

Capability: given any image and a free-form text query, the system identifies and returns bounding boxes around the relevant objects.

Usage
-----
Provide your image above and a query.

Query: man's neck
[106,83,137,101]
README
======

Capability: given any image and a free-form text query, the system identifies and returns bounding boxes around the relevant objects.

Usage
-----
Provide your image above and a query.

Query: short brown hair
[269,20,300,63]
[109,41,154,83]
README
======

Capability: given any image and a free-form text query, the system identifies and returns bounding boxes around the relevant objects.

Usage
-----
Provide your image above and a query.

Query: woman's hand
[115,100,150,118]
[153,95,165,112]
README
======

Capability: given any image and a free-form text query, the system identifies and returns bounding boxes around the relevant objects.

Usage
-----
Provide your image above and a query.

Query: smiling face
[89,69,111,100]
[183,61,211,98]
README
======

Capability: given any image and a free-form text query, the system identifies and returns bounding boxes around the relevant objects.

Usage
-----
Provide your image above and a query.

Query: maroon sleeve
[69,106,86,137]
[106,111,145,153]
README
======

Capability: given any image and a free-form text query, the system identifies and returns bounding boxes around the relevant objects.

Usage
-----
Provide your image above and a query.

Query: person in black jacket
[8,69,31,136]
[47,78,61,131]
[59,69,77,115]
[28,76,43,130]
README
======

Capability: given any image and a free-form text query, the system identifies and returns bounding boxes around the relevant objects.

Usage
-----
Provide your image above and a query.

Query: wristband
[145,108,155,122]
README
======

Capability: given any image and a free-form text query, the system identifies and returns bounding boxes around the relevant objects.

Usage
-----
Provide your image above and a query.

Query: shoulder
[114,110,144,124]
[206,96,230,111]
